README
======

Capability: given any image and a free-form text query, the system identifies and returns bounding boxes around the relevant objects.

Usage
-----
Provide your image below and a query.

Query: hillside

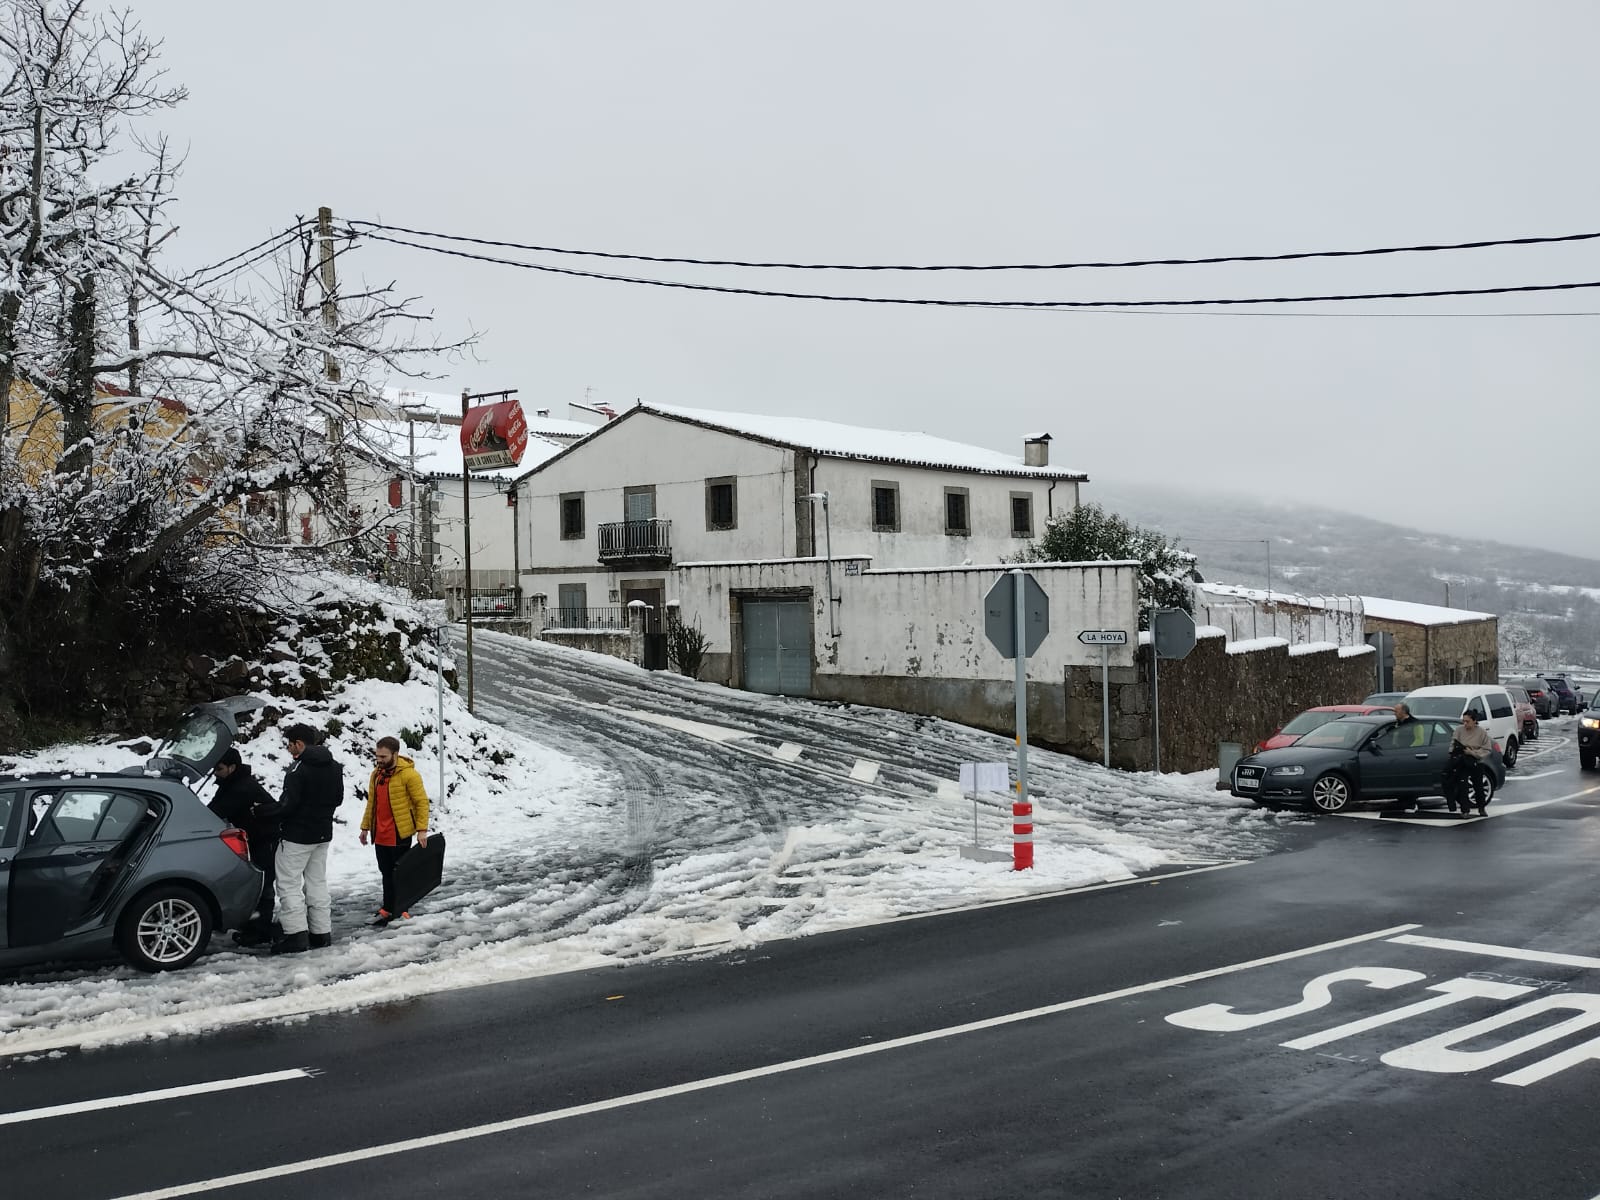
[1088,480,1600,671]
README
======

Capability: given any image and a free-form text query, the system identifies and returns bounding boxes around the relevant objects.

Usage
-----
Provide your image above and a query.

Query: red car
[1257,704,1395,752]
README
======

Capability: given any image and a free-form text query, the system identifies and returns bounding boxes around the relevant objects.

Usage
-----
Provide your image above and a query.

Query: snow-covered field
[0,625,1302,1061]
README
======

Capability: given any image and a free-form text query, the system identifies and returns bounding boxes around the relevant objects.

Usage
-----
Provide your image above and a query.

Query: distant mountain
[1088,480,1600,671]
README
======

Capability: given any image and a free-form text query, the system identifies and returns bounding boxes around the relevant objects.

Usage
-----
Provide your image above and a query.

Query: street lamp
[804,492,838,637]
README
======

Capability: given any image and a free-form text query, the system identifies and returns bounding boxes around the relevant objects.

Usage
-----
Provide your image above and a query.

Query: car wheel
[1310,772,1352,814]
[1583,751,1597,771]
[1473,768,1497,807]
[116,886,213,973]
[1503,736,1519,769]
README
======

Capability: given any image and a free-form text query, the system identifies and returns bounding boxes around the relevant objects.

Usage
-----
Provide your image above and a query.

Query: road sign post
[1149,609,1198,773]
[1078,630,1129,768]
[984,571,1050,870]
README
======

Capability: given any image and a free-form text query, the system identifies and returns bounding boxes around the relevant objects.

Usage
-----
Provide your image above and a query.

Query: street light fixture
[804,492,838,637]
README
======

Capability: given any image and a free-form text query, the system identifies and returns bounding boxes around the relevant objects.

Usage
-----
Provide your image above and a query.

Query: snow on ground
[0,610,1304,1059]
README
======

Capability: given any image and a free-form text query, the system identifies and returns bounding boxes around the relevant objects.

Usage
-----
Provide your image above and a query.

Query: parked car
[1362,692,1409,707]
[1504,685,1539,741]
[1582,710,1600,771]
[1403,684,1522,768]
[1258,704,1395,752]
[0,699,265,973]
[1230,713,1505,814]
[1541,674,1582,715]
[1516,678,1560,720]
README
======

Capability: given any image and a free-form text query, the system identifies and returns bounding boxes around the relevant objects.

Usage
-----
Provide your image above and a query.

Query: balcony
[598,517,673,568]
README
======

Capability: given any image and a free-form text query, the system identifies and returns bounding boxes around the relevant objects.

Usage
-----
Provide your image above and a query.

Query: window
[0,789,17,849]
[1011,494,1034,538]
[1487,692,1513,721]
[1378,721,1433,751]
[706,478,737,531]
[871,481,900,532]
[623,485,657,523]
[560,492,585,540]
[944,487,970,536]
[28,790,144,846]
[556,583,587,627]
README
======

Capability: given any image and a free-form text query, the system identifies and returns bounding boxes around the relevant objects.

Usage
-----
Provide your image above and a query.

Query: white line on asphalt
[0,1069,311,1128]
[773,742,804,762]
[1336,783,1600,824]
[108,923,1420,1199]
[1387,934,1600,970]
[1504,769,1563,782]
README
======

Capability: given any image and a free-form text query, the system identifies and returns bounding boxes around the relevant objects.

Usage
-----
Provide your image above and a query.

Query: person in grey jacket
[258,724,344,953]
[1446,709,1494,817]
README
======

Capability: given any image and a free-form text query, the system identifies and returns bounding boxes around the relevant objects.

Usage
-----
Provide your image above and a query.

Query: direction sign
[1078,629,1129,646]
[984,572,1050,659]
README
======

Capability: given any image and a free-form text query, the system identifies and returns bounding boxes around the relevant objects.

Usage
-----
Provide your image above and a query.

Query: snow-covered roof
[1201,582,1494,627]
[381,388,599,442]
[640,403,1088,480]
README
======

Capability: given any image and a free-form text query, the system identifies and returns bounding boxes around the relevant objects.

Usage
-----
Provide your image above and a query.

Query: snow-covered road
[0,630,1306,1057]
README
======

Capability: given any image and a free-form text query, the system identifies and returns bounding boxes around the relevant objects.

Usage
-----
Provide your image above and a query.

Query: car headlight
[1582,717,1600,729]
[1269,765,1306,777]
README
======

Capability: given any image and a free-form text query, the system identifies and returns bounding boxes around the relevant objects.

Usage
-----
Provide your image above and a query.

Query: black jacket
[262,744,345,844]
[208,764,280,847]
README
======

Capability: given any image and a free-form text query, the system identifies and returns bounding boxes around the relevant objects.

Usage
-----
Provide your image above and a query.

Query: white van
[1403,684,1521,768]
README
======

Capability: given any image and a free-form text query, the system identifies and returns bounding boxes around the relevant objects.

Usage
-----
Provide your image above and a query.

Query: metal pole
[436,625,446,805]
[1102,643,1111,768]
[1152,636,1162,774]
[1011,569,1033,869]
[822,492,836,637]
[461,389,475,714]
[1265,538,1271,599]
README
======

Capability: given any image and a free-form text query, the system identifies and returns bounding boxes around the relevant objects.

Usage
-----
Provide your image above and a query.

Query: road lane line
[849,758,880,784]
[109,923,1421,1199]
[608,707,755,743]
[1387,934,1600,970]
[773,742,804,763]
[0,1069,311,1128]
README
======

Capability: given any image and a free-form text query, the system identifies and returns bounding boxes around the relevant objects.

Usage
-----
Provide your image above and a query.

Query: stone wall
[1367,615,1499,690]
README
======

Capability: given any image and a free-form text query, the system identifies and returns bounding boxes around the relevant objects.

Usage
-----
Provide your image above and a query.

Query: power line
[184,222,312,287]
[353,229,1600,310]
[345,220,1600,273]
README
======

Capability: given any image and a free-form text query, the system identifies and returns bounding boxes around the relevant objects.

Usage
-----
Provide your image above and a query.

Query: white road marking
[1387,934,1600,970]
[1336,783,1600,824]
[1503,769,1562,782]
[108,923,1420,1199]
[849,758,881,784]
[772,742,804,763]
[936,779,965,801]
[610,707,754,743]
[0,1069,311,1128]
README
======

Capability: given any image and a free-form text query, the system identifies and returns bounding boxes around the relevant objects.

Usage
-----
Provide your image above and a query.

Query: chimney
[1024,433,1052,468]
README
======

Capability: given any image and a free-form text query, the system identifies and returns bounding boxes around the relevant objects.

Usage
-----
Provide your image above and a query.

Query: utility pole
[461,388,474,714]
[317,206,349,545]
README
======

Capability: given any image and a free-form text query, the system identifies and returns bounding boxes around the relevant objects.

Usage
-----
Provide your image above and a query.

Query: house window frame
[559,492,585,540]
[871,480,901,533]
[622,484,657,523]
[1010,492,1035,539]
[943,486,971,537]
[705,476,738,531]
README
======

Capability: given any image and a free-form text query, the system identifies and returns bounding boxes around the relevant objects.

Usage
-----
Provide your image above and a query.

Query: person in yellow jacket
[359,736,431,924]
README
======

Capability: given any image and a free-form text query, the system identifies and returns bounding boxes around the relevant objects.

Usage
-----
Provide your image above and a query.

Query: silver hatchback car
[0,699,266,973]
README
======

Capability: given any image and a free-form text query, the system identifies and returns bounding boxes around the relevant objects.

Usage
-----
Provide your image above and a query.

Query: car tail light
[1493,740,1503,752]
[220,829,251,861]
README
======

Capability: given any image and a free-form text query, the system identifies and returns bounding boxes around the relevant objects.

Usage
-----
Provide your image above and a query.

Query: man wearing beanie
[209,747,281,944]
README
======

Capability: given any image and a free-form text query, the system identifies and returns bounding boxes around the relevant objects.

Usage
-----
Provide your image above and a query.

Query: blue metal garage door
[742,599,813,696]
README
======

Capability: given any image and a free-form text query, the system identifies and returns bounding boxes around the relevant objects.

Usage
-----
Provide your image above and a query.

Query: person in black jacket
[259,723,344,955]
[208,748,281,944]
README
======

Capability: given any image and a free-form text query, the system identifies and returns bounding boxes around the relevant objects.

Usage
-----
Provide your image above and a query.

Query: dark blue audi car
[1230,713,1505,815]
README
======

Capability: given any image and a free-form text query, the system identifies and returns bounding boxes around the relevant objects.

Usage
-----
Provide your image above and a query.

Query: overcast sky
[128,1,1599,557]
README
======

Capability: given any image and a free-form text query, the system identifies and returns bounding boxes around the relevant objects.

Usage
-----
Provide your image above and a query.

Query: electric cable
[353,229,1600,310]
[184,221,313,286]
[346,219,1600,273]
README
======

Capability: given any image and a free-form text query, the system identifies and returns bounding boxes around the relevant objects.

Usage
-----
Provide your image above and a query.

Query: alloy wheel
[135,897,205,965]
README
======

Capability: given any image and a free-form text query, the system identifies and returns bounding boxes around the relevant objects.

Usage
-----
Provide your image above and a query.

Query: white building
[513,402,1087,627]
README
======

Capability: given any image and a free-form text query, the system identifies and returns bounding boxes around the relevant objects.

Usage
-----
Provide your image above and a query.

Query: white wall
[431,475,520,576]
[674,558,1139,680]
[808,458,1076,569]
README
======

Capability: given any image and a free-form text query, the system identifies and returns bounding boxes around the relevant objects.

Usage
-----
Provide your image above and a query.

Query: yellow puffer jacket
[362,756,430,841]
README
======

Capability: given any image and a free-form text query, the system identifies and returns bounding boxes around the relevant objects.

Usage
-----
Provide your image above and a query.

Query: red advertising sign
[460,399,530,471]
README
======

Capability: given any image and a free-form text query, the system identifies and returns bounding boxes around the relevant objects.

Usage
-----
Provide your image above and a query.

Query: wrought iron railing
[598,517,672,562]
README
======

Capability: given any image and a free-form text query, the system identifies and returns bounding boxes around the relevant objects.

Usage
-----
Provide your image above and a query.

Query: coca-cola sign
[460,399,530,471]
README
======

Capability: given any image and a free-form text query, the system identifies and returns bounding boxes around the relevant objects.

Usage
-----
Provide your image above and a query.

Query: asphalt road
[7,727,1600,1199]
